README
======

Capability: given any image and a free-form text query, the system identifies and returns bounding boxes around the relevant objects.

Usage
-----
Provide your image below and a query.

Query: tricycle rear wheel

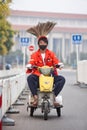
[56,107,61,117]
[30,107,34,117]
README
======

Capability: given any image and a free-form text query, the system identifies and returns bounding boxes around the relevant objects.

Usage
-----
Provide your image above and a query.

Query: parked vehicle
[5,64,11,70]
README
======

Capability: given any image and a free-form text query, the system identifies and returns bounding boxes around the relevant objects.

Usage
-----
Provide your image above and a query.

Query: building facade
[8,10,87,65]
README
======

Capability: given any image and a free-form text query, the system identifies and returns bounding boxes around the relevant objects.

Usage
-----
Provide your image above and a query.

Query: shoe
[53,95,63,107]
[53,101,60,107]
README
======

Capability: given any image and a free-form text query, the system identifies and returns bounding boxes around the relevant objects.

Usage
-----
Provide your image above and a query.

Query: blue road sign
[20,37,30,46]
[72,34,82,44]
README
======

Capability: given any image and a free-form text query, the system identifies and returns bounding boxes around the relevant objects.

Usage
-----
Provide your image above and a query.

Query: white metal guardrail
[0,71,26,122]
[0,68,24,79]
[77,60,87,85]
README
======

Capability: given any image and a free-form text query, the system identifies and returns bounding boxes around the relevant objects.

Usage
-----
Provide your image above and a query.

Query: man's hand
[58,62,64,69]
[26,64,32,69]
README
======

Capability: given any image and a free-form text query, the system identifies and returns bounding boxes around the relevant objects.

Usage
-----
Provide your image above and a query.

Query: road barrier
[77,60,87,86]
[0,71,26,126]
[0,68,23,79]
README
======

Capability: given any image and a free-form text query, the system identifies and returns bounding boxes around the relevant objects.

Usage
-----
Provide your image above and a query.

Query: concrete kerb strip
[2,115,15,126]
[6,106,20,114]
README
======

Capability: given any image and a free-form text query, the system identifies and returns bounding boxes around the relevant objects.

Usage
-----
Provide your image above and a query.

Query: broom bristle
[27,21,56,38]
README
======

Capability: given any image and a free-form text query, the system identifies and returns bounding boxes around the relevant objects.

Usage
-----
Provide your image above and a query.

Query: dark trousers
[27,74,65,96]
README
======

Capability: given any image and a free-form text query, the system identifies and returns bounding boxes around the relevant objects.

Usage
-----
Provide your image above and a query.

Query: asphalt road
[2,69,87,130]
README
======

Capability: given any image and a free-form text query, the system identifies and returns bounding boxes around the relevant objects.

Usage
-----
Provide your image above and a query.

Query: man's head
[38,36,48,51]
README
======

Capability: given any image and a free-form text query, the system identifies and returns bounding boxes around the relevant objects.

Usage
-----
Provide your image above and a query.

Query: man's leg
[53,75,65,96]
[27,74,39,96]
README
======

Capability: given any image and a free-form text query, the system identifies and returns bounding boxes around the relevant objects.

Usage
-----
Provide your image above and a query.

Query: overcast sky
[10,0,87,14]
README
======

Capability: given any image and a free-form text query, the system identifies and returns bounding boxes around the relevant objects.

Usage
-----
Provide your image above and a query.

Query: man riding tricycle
[26,21,65,120]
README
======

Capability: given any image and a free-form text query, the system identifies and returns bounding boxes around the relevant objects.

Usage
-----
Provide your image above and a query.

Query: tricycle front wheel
[43,102,49,120]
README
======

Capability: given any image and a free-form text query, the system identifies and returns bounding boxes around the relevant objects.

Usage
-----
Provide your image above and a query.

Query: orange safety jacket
[26,49,60,76]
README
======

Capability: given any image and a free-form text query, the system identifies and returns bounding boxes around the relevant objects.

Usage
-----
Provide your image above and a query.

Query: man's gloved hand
[26,64,32,69]
[58,62,64,69]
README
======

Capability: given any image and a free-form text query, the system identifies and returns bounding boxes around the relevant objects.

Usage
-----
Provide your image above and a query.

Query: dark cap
[38,36,48,44]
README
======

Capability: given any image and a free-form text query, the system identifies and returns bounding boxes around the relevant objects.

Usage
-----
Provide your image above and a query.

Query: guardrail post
[2,114,15,126]
[6,106,20,114]
[2,80,15,126]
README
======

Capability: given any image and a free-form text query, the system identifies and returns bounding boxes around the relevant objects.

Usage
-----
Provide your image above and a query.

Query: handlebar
[26,63,64,69]
[55,64,61,68]
[32,65,38,69]
[55,63,64,69]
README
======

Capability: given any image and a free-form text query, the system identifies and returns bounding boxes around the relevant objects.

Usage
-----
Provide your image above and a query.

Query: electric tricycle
[27,66,63,120]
